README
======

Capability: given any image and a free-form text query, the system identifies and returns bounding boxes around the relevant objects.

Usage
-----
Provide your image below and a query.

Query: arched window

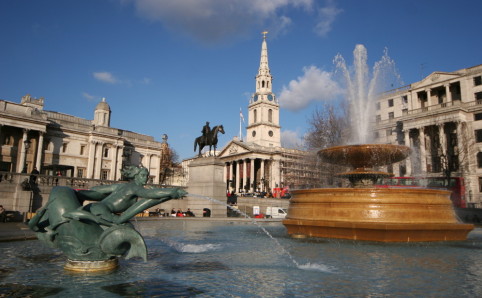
[254,109,257,123]
[268,109,273,122]
[262,81,265,88]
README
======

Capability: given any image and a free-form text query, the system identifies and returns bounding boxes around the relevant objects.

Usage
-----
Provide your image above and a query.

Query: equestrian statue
[194,121,225,157]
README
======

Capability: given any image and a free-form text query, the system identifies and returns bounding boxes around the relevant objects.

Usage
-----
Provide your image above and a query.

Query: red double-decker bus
[376,177,466,208]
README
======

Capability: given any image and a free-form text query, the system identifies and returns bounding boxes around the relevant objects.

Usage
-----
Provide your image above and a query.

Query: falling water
[334,44,403,144]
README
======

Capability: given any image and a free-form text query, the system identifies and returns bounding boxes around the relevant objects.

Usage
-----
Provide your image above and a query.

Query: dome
[95,98,111,111]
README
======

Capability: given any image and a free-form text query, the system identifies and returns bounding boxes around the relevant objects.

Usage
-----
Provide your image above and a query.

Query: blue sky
[1,0,481,160]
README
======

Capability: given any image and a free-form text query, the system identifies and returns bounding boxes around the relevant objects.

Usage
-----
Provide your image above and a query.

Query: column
[223,162,227,184]
[250,158,255,192]
[445,84,452,103]
[419,127,427,173]
[260,159,265,191]
[94,141,104,179]
[243,159,248,191]
[35,132,44,170]
[235,160,240,193]
[231,161,235,192]
[426,89,432,106]
[404,130,412,176]
[456,121,467,172]
[438,124,447,157]
[17,129,28,172]
[87,140,96,178]
[110,145,118,181]
[154,154,161,184]
[115,145,124,181]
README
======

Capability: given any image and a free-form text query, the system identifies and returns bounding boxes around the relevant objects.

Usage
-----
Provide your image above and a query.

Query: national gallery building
[375,64,482,207]
[0,94,171,184]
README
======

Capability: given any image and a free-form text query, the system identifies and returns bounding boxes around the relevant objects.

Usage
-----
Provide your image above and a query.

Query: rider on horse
[201,121,211,144]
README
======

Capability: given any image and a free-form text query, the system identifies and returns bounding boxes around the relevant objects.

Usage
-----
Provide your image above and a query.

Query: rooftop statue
[194,122,225,157]
[28,165,186,271]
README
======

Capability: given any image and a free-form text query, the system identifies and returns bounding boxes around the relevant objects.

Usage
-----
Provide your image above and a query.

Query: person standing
[0,205,6,223]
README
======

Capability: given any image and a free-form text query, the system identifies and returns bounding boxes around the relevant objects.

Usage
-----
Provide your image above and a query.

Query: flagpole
[239,111,242,141]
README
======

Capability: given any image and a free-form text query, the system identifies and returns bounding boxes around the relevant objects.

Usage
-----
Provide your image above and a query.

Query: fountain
[283,143,474,241]
[283,45,473,242]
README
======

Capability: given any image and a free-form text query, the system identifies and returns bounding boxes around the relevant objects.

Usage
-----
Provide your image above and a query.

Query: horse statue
[194,124,225,157]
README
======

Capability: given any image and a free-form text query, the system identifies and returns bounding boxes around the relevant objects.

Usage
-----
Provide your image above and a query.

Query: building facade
[375,64,482,207]
[0,94,171,183]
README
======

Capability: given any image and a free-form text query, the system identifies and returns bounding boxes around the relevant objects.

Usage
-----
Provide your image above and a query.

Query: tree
[304,102,350,187]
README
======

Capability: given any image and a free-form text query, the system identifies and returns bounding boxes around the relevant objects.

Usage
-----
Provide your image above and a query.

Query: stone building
[0,94,170,183]
[216,34,319,195]
[375,64,482,207]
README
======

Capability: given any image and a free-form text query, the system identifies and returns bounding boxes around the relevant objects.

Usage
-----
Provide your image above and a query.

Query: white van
[266,207,288,219]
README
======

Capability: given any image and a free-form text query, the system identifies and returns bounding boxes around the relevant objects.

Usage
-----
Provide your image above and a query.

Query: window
[268,131,273,137]
[80,145,86,155]
[388,112,394,119]
[388,99,394,107]
[268,109,273,122]
[402,95,408,104]
[376,115,381,123]
[386,129,392,136]
[104,147,109,158]
[476,129,482,142]
[77,167,85,178]
[254,109,257,123]
[374,131,380,139]
[478,153,482,168]
[62,143,68,153]
[476,92,482,101]
[475,113,482,121]
[101,170,109,180]
[474,76,482,86]
[479,177,482,192]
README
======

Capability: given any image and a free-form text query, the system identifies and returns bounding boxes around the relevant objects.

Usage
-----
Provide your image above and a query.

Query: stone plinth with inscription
[186,156,227,217]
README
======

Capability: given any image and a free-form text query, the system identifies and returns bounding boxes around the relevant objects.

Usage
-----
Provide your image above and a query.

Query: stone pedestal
[64,258,118,273]
[187,157,226,218]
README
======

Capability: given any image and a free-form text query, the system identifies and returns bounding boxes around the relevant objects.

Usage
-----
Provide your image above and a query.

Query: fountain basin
[319,144,411,169]
[283,188,473,242]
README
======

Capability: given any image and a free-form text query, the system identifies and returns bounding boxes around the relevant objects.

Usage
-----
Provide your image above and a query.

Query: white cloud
[93,72,118,84]
[121,0,314,43]
[314,0,343,37]
[281,129,304,149]
[278,66,343,111]
[82,92,96,101]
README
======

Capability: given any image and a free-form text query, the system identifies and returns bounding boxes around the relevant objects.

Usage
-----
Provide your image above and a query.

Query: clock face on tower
[253,95,258,102]
[267,94,273,101]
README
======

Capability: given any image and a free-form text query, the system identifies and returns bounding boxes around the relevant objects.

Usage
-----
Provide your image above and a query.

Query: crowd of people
[170,208,195,217]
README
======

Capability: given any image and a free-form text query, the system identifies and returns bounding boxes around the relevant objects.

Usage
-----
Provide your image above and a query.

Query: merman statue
[28,165,186,272]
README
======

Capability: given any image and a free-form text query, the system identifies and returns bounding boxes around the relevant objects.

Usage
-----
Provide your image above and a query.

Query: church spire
[256,31,272,94]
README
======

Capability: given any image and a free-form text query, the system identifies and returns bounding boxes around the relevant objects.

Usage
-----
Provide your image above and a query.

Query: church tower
[246,32,281,147]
